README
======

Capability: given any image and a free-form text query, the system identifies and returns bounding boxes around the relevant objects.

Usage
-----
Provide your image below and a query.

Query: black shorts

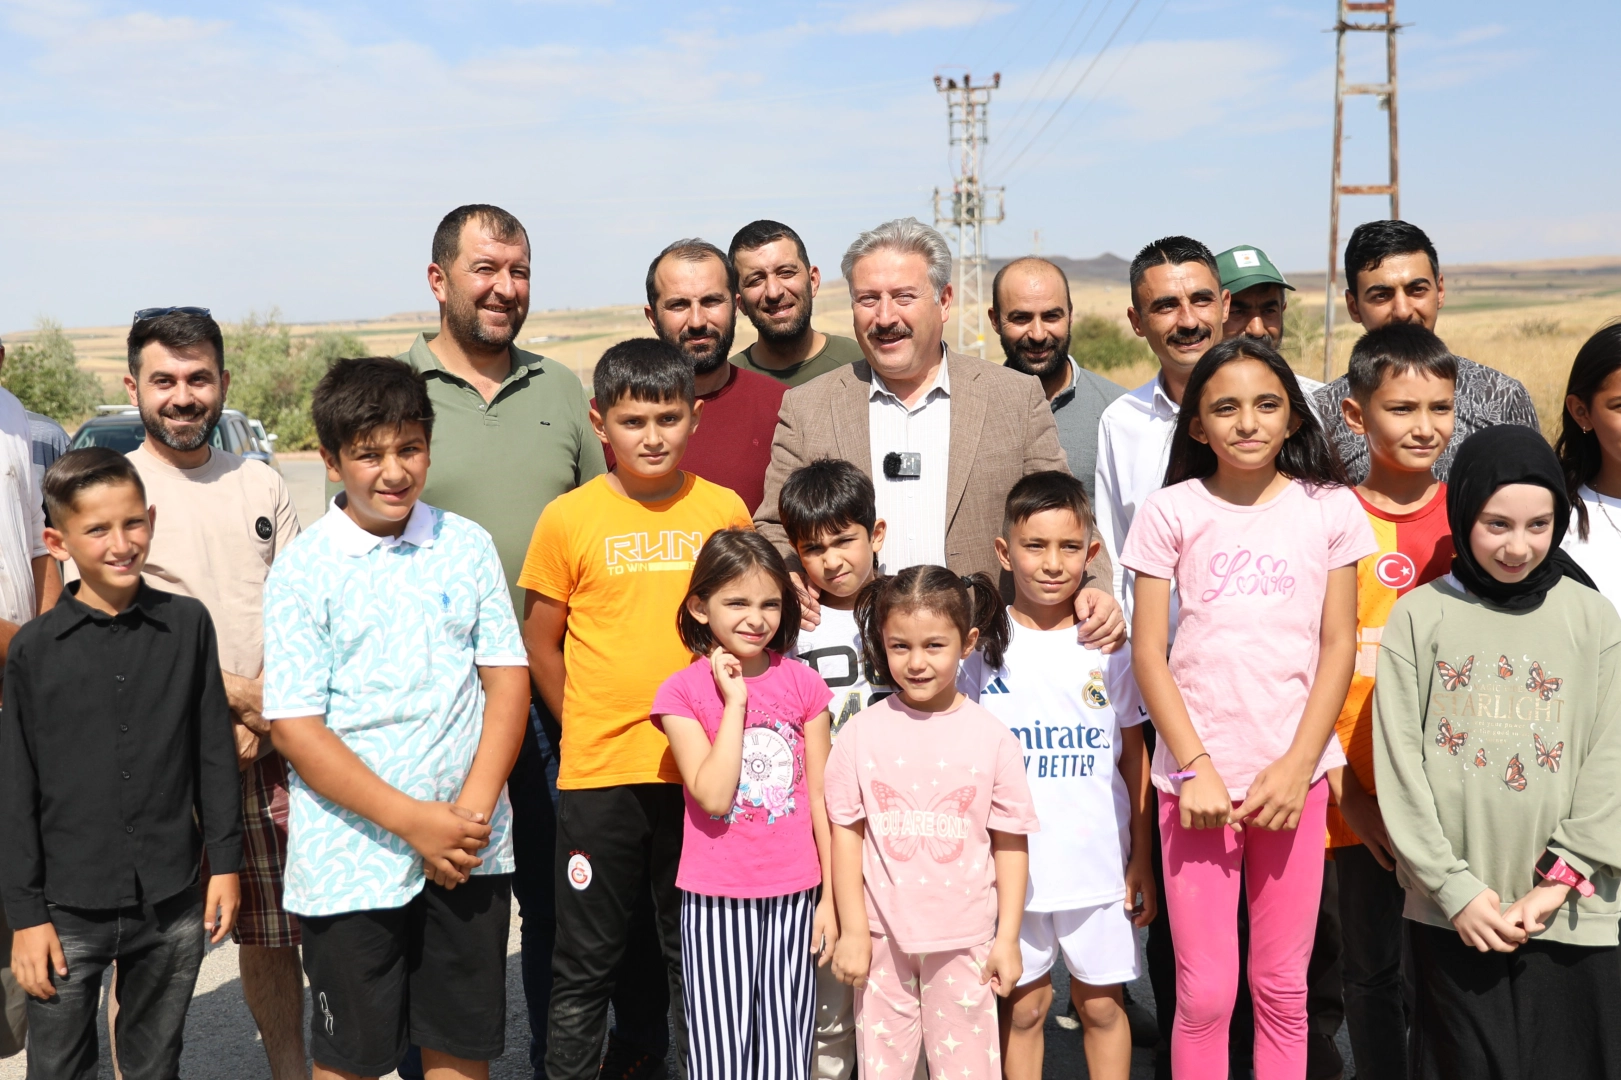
[299,875,511,1075]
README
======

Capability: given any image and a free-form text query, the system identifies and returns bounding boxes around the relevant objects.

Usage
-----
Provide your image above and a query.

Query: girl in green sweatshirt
[1373,424,1621,1078]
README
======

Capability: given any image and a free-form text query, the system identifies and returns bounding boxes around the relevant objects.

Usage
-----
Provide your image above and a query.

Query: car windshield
[70,418,224,455]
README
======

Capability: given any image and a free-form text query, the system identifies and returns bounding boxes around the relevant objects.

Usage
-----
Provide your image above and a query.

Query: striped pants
[681,888,817,1080]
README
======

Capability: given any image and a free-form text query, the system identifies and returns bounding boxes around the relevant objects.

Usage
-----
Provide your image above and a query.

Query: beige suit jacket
[755,347,1112,594]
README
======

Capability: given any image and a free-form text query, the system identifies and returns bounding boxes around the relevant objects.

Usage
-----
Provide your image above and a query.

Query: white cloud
[838,1,1012,35]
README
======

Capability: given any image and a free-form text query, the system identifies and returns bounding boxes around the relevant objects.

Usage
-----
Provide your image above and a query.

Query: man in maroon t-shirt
[641,238,785,513]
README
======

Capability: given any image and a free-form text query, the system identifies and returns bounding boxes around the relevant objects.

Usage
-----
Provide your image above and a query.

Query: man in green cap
[1217,244,1293,350]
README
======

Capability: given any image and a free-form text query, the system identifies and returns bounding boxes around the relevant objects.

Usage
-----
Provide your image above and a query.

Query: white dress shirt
[1094,370,1322,626]
[869,355,952,573]
[0,389,46,627]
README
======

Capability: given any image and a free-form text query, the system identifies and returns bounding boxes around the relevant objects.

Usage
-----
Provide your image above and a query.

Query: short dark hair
[677,529,800,657]
[646,239,738,308]
[127,309,224,375]
[1344,219,1440,294]
[1002,470,1093,537]
[1128,236,1219,308]
[43,447,146,525]
[780,459,877,548]
[1346,324,1458,402]
[592,337,695,409]
[990,257,1072,313]
[431,204,529,269]
[311,356,435,458]
[728,220,811,272]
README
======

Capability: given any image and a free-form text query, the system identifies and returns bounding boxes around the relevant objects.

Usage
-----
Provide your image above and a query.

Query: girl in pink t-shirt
[651,529,835,1080]
[1119,339,1376,1080]
[824,566,1039,1080]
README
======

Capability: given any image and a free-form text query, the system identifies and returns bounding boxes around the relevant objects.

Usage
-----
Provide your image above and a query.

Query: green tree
[224,311,362,451]
[0,319,105,423]
[1071,313,1154,371]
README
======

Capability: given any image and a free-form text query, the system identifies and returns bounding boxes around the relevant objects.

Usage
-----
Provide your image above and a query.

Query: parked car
[70,407,282,473]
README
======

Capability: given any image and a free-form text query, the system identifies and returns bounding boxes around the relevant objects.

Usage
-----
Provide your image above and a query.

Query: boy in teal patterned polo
[264,357,530,1080]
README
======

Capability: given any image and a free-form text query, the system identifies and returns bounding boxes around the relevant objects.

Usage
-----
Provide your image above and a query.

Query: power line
[989,0,1101,151]
[992,0,1144,178]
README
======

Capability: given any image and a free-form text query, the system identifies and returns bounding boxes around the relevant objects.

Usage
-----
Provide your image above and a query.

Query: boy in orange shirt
[1326,323,1457,1079]
[519,338,752,1080]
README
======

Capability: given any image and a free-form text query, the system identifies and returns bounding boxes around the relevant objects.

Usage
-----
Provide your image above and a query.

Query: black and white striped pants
[681,887,817,1080]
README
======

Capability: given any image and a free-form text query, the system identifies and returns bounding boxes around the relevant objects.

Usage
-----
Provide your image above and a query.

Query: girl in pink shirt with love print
[1120,338,1376,1080]
[824,566,1039,1080]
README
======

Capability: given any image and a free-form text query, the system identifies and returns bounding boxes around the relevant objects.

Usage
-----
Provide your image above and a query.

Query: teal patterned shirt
[263,499,527,916]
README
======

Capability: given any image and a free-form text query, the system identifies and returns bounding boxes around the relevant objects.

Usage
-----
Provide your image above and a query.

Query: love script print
[1200,548,1297,602]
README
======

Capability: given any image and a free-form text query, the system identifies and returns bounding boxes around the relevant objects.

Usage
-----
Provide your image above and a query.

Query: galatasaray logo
[1375,552,1416,589]
[567,852,593,891]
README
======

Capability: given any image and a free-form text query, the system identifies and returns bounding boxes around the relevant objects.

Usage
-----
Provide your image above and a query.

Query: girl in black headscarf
[1372,423,1621,1080]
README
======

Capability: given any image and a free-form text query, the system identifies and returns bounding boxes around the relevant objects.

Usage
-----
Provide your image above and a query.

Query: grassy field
[8,257,1619,440]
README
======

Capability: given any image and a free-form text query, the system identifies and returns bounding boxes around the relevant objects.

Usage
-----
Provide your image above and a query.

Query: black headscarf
[1446,425,1596,610]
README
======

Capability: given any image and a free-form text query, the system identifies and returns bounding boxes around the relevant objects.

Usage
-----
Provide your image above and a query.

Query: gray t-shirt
[1049,357,1129,501]
[1315,355,1539,484]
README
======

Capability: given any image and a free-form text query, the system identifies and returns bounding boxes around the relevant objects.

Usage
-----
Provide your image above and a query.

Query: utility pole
[1323,0,1401,379]
[933,72,1005,358]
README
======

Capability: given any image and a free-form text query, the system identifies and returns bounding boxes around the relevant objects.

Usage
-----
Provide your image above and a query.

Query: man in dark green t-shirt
[727,218,864,388]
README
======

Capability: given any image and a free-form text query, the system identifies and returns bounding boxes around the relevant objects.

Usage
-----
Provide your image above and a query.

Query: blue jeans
[25,886,204,1080]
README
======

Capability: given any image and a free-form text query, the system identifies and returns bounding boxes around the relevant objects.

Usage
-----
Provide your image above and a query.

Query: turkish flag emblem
[1376,552,1416,590]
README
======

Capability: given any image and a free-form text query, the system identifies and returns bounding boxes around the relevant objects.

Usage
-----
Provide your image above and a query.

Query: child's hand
[1124,853,1158,928]
[1452,889,1526,952]
[1234,753,1314,832]
[1178,760,1233,830]
[1335,769,1395,870]
[205,872,241,944]
[811,895,839,968]
[832,930,870,988]
[1504,881,1572,937]
[982,935,1023,998]
[710,647,748,708]
[402,801,489,888]
[12,923,66,1000]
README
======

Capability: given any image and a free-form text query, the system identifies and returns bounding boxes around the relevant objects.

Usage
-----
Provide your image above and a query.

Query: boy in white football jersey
[963,470,1155,1080]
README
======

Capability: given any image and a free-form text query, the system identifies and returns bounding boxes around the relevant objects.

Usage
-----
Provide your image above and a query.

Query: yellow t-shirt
[518,473,753,789]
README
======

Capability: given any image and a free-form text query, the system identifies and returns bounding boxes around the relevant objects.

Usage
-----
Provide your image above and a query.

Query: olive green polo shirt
[332,333,606,614]
[729,332,864,388]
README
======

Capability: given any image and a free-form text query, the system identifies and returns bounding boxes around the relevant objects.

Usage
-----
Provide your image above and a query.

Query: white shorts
[1018,902,1141,988]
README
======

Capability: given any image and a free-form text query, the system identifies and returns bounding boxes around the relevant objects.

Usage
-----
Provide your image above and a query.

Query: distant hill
[986,253,1131,282]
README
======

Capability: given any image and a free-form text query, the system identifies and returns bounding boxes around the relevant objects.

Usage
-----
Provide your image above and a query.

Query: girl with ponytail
[821,565,1036,1080]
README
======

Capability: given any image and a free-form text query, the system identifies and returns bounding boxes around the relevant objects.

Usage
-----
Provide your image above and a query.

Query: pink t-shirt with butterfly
[824,694,1038,953]
[1120,478,1379,800]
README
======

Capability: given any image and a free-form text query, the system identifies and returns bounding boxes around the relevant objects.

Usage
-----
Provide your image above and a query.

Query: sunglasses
[133,306,211,323]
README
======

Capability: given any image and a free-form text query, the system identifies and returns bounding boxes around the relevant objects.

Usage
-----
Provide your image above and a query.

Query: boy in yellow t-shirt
[519,337,751,1079]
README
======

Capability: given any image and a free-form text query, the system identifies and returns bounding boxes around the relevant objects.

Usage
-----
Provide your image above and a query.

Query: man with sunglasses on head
[122,306,306,1080]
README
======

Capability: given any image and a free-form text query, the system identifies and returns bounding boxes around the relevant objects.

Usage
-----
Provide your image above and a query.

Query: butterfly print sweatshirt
[825,694,1039,953]
[1373,575,1621,946]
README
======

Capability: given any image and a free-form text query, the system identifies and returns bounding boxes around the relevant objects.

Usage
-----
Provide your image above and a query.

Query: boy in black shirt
[0,448,241,1080]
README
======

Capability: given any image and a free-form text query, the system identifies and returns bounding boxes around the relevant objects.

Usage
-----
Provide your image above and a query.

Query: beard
[140,395,222,453]
[748,296,814,346]
[444,286,527,352]
[663,317,736,377]
[999,330,1072,380]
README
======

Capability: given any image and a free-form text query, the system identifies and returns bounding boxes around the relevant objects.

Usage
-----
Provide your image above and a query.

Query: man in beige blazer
[755,217,1122,646]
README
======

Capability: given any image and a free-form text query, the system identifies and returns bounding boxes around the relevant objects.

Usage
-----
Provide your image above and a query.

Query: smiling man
[1314,220,1538,483]
[727,219,864,388]
[1217,244,1293,349]
[987,256,1128,500]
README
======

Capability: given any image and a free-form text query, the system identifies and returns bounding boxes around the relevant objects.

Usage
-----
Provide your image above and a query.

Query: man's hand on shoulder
[1074,588,1126,652]
[792,572,822,631]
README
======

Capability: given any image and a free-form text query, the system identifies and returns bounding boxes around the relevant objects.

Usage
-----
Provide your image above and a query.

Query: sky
[2,0,1617,332]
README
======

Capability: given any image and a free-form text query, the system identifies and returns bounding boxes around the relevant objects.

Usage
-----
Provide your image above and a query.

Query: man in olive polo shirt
[727,219,864,387]
[395,203,604,1080]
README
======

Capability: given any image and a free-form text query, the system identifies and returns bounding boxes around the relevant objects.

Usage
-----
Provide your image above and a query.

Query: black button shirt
[0,583,241,928]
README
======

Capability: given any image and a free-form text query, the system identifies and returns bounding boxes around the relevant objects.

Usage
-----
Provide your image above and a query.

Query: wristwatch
[1536,850,1595,898]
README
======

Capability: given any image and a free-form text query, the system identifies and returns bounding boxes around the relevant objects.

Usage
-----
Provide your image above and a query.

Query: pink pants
[1159,779,1329,1080]
[855,934,999,1080]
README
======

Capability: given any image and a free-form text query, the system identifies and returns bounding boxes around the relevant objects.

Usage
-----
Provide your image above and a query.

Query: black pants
[1337,844,1407,1079]
[546,784,685,1080]
[508,717,560,1077]
[1409,921,1621,1079]
[26,887,204,1080]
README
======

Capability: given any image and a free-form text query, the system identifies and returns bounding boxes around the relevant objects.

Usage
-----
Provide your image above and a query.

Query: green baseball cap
[1216,245,1294,295]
